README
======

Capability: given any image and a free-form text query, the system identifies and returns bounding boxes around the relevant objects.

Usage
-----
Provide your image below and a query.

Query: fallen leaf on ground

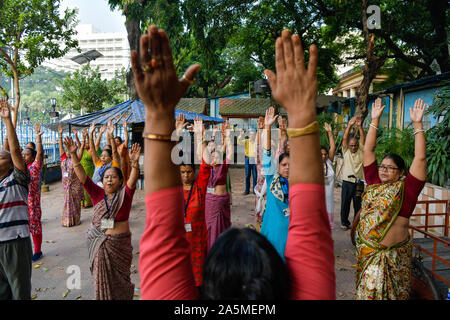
[133,293,139,297]
[344,249,349,252]
[31,294,37,300]
[134,251,139,255]
[62,290,69,298]
[339,268,347,271]
[76,296,82,300]
[33,264,41,269]
[41,267,49,272]
[57,266,64,270]
[35,288,41,292]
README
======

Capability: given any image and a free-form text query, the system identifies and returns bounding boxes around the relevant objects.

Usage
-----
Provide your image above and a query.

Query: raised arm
[408,98,427,181]
[363,98,384,166]
[264,106,278,151]
[127,143,141,189]
[193,116,204,163]
[342,117,356,150]
[355,117,365,146]
[221,121,233,161]
[63,136,87,184]
[277,116,287,152]
[107,120,120,164]
[95,125,106,151]
[131,25,201,299]
[77,133,85,161]
[73,128,81,149]
[88,122,100,165]
[34,122,44,164]
[324,122,336,161]
[264,30,334,299]
[58,124,65,158]
[0,99,26,173]
[123,120,129,147]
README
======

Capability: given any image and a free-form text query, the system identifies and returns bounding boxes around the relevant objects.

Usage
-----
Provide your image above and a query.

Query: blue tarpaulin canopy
[47,99,224,130]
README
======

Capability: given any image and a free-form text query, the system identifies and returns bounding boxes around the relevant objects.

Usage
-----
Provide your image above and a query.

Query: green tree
[308,0,449,120]
[0,0,78,126]
[58,65,117,113]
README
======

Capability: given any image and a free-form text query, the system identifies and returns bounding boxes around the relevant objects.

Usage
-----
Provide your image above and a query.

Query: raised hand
[371,98,385,120]
[264,30,317,127]
[107,120,114,135]
[348,117,357,127]
[72,128,78,136]
[89,122,96,136]
[58,124,63,135]
[63,136,78,155]
[129,143,142,163]
[130,25,200,125]
[82,128,88,139]
[175,113,188,132]
[257,117,265,130]
[264,106,278,128]
[324,122,332,133]
[100,125,107,134]
[193,116,203,134]
[35,122,43,137]
[0,99,11,119]
[123,121,128,130]
[278,116,287,131]
[355,117,362,127]
[410,98,427,124]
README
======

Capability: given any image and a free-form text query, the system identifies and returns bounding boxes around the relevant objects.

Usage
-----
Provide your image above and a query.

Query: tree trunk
[125,18,141,100]
[12,68,20,128]
[354,0,387,123]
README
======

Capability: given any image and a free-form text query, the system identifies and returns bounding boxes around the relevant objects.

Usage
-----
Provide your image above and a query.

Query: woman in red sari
[175,113,212,287]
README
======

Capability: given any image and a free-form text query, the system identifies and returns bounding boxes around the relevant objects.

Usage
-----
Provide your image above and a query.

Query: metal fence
[0,121,129,165]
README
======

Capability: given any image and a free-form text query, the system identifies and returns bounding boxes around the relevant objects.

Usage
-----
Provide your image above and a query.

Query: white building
[44,24,130,80]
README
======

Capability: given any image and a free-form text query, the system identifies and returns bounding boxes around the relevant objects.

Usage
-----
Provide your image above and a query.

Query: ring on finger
[142,63,152,73]
[151,58,162,68]
[181,75,195,85]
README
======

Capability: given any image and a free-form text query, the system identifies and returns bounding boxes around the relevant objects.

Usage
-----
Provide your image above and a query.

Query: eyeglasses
[378,165,399,172]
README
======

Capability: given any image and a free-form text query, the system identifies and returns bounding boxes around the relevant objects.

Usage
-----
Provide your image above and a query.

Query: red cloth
[32,233,42,254]
[82,176,135,222]
[61,153,67,162]
[364,161,425,218]
[183,160,211,286]
[208,159,229,187]
[139,183,335,300]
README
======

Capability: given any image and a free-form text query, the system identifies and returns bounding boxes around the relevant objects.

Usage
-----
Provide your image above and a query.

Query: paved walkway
[30,167,357,300]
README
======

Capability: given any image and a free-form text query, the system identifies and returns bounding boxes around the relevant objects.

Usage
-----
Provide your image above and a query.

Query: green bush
[375,127,415,170]
[425,83,449,187]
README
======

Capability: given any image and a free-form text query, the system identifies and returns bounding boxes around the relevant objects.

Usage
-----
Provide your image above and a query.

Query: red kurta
[183,160,211,286]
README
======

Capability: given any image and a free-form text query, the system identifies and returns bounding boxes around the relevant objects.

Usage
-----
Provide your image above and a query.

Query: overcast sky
[60,0,126,33]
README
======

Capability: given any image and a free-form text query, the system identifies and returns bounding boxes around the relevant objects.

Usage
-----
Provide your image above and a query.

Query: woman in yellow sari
[355,97,427,300]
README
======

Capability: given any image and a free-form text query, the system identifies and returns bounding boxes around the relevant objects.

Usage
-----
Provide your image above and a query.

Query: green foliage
[424,83,449,187]
[375,127,415,171]
[317,112,334,148]
[58,65,126,114]
[0,0,78,78]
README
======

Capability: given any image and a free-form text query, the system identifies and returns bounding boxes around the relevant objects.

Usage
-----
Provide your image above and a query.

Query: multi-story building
[43,24,130,80]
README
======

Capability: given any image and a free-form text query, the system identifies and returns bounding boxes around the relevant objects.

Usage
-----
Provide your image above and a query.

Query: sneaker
[32,252,43,262]
[340,225,349,230]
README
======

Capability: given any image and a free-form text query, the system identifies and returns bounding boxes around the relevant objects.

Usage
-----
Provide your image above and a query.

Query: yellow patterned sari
[355,180,412,300]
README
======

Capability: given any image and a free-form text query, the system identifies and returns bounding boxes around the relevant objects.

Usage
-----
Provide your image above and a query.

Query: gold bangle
[414,129,425,135]
[369,123,378,130]
[142,132,173,141]
[286,121,319,138]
